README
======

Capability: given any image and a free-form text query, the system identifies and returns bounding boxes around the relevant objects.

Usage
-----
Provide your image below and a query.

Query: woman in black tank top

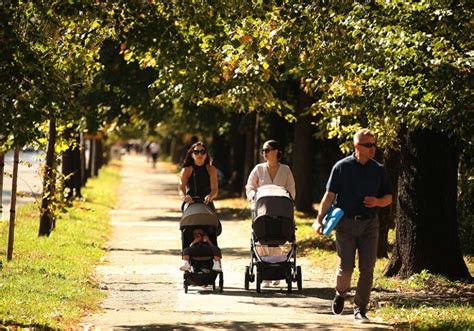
[178,141,218,210]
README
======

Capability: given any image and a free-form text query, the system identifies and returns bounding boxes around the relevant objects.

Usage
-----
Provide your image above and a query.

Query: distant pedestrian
[150,142,160,168]
[313,128,392,323]
[144,141,151,162]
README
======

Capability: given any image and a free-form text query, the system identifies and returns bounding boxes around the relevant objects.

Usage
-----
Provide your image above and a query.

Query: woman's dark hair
[263,139,282,160]
[182,141,211,168]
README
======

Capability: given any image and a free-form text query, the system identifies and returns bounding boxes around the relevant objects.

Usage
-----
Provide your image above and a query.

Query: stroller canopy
[254,184,294,221]
[180,202,221,235]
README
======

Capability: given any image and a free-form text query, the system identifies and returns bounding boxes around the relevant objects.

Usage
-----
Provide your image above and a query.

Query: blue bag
[313,205,344,237]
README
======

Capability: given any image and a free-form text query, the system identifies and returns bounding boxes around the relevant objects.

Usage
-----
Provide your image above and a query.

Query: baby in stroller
[180,227,222,272]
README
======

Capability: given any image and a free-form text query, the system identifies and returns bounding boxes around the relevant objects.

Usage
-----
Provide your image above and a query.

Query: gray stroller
[244,185,302,293]
[180,198,223,293]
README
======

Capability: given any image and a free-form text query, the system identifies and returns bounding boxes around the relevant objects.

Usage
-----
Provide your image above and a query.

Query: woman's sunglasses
[261,148,275,154]
[192,149,208,155]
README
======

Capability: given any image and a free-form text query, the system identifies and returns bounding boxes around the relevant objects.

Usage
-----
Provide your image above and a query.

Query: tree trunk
[457,153,474,254]
[94,138,104,174]
[0,152,4,221]
[62,133,82,199]
[313,139,344,202]
[242,113,256,197]
[377,148,400,258]
[72,135,82,197]
[265,112,292,151]
[170,136,183,164]
[292,89,315,212]
[80,132,87,186]
[89,139,97,177]
[211,130,230,187]
[39,118,57,237]
[254,113,260,167]
[6,146,19,260]
[227,114,246,195]
[384,129,471,280]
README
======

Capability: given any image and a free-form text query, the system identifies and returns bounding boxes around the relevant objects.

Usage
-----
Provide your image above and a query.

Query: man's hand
[313,215,324,235]
[363,196,379,208]
[204,195,212,205]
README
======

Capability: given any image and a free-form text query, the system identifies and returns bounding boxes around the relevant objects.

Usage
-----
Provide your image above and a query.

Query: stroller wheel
[244,266,250,290]
[256,272,262,293]
[219,272,224,292]
[296,266,303,291]
[286,276,292,293]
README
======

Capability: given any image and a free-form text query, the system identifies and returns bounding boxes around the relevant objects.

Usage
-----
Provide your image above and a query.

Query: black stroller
[180,198,224,293]
[244,185,302,293]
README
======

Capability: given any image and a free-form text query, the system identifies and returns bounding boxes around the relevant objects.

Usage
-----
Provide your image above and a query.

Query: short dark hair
[263,140,282,160]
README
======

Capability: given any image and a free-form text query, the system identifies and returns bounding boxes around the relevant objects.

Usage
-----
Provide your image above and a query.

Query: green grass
[0,162,121,329]
[376,300,473,330]
[372,264,474,330]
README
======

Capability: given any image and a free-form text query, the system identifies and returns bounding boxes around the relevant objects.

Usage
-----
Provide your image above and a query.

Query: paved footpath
[83,155,392,330]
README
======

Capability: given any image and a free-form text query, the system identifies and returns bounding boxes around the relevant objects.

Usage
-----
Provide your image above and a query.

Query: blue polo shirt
[326,154,392,215]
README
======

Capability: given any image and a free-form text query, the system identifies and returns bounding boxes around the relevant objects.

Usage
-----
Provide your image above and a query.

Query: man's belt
[345,213,375,221]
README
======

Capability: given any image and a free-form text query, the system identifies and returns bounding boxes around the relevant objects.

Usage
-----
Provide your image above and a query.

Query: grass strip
[0,162,120,329]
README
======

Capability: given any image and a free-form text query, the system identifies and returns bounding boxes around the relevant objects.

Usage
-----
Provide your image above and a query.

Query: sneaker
[262,280,271,288]
[354,309,370,323]
[212,260,222,272]
[331,295,344,315]
[272,280,280,286]
[179,261,192,272]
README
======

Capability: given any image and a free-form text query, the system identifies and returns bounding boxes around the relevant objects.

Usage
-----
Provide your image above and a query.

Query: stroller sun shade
[254,185,294,221]
[180,202,221,235]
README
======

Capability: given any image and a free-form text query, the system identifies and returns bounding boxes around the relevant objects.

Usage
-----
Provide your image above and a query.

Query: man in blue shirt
[314,128,392,323]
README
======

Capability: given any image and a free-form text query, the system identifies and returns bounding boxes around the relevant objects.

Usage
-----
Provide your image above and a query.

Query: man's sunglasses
[358,143,377,148]
[261,148,275,154]
[192,149,208,155]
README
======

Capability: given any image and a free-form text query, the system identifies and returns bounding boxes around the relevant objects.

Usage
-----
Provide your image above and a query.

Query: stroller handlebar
[191,196,205,203]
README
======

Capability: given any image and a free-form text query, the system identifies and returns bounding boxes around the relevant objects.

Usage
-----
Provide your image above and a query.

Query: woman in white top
[245,140,296,287]
[245,140,296,201]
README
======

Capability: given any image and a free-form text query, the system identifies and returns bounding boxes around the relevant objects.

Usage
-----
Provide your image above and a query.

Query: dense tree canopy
[1,0,472,278]
[1,1,109,148]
